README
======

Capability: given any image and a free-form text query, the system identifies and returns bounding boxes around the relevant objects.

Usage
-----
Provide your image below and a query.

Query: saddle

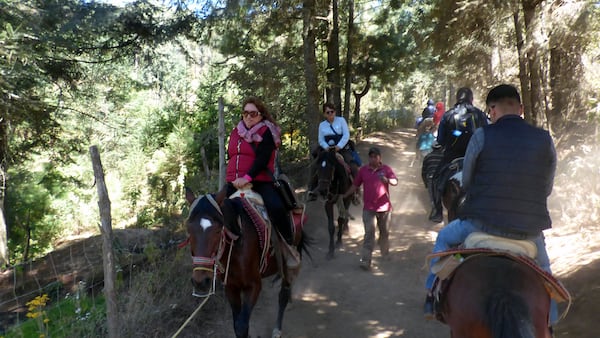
[230,187,305,275]
[427,232,571,320]
[230,189,272,273]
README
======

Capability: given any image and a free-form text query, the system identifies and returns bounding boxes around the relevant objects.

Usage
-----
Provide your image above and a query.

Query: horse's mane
[320,151,347,178]
[188,194,223,224]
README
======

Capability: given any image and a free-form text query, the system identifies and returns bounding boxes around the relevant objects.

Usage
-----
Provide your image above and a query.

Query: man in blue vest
[423,84,558,324]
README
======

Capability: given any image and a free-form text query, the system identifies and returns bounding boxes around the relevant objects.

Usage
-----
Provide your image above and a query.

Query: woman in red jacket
[433,101,445,127]
[225,97,297,267]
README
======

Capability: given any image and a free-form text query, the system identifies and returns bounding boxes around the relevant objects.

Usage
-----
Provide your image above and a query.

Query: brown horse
[183,186,308,338]
[440,254,552,338]
[315,149,352,259]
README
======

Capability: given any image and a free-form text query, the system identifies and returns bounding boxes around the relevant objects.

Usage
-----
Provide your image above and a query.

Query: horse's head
[316,149,343,198]
[184,187,237,297]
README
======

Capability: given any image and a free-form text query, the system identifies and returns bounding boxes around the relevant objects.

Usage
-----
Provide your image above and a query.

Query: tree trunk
[90,145,118,338]
[513,9,532,120]
[326,0,342,112]
[352,76,371,127]
[218,97,225,188]
[0,114,8,268]
[23,214,31,262]
[343,0,355,122]
[521,0,545,127]
[548,3,588,136]
[303,0,321,151]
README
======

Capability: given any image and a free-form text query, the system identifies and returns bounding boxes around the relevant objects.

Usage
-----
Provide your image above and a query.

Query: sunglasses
[325,110,336,115]
[242,110,261,118]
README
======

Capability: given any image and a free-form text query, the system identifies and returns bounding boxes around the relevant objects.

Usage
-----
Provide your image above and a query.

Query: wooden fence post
[89,145,118,337]
[218,97,226,188]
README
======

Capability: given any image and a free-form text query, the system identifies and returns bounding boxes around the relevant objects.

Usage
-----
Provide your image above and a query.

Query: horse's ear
[215,184,229,205]
[184,186,196,206]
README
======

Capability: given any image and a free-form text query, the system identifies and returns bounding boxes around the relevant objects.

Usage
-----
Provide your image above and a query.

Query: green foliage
[5,289,107,337]
[1,0,598,268]
[5,166,63,262]
[363,109,414,134]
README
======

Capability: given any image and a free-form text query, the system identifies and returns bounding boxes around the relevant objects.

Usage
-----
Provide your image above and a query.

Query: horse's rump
[442,255,550,338]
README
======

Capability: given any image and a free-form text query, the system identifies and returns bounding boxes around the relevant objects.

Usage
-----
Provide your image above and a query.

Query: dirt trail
[190,128,595,338]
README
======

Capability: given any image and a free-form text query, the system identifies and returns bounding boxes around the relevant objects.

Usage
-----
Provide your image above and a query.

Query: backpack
[451,105,478,137]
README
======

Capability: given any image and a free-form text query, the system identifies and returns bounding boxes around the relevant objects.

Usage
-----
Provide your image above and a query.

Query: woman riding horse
[184,187,308,338]
[225,96,299,268]
[307,103,359,201]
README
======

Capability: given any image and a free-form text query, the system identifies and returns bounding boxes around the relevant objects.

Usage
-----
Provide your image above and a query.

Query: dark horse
[183,186,307,338]
[442,173,464,222]
[315,149,352,259]
[422,152,465,223]
[439,254,553,338]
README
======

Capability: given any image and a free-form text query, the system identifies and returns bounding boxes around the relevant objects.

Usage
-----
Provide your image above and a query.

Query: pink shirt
[353,164,397,212]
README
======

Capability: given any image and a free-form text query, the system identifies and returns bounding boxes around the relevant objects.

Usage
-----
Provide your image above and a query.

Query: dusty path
[257,128,449,338]
[188,128,594,338]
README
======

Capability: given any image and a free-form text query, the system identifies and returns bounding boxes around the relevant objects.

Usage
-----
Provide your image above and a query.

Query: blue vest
[460,115,555,238]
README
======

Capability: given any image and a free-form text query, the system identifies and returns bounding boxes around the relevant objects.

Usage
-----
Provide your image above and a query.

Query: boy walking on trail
[344,147,398,270]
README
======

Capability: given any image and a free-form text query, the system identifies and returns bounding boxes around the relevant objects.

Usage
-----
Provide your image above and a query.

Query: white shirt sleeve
[318,121,329,150]
[337,117,350,149]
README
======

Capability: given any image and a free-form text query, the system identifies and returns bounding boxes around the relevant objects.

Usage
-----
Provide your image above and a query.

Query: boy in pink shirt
[344,147,398,270]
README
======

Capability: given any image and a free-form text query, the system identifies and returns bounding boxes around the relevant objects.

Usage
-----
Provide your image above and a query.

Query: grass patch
[5,290,106,337]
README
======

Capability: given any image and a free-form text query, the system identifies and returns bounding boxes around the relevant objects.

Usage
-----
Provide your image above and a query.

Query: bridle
[184,194,239,298]
[317,152,341,200]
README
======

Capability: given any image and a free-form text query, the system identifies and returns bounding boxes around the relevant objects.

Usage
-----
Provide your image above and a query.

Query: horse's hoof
[326,251,334,260]
[335,240,343,248]
[272,328,282,338]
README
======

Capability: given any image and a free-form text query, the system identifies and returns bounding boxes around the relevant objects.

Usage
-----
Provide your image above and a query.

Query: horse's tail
[486,290,535,338]
[297,230,314,263]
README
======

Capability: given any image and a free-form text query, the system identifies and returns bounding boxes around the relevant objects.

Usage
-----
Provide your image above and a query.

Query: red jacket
[433,102,445,125]
[226,125,275,182]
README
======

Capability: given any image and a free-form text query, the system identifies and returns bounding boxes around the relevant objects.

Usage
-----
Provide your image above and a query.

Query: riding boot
[429,203,443,223]
[423,292,435,320]
[280,238,301,284]
[428,183,443,223]
[280,235,301,270]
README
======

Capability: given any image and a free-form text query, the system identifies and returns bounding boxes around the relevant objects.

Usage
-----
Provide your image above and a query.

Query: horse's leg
[325,201,335,260]
[343,197,351,234]
[335,197,347,248]
[273,281,292,338]
[225,287,249,338]
[228,283,261,338]
[336,216,346,248]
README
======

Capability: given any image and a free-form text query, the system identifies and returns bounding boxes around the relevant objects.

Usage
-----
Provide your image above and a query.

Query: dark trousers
[227,181,293,244]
